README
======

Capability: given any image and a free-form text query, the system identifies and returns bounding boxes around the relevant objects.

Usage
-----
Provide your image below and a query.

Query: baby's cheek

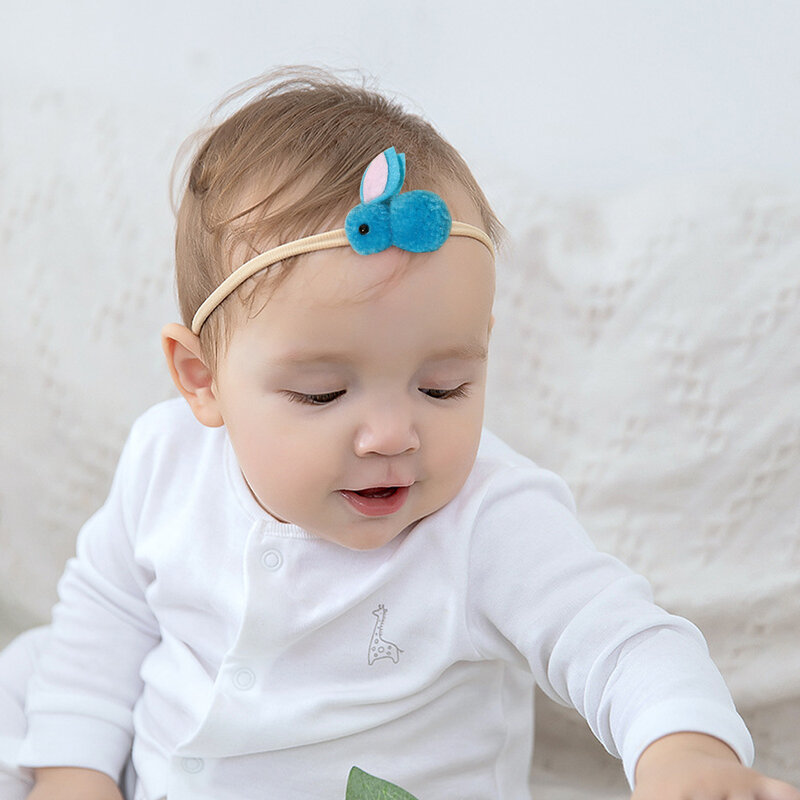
[431,418,483,496]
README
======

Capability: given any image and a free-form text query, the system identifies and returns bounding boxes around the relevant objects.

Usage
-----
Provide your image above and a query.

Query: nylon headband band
[190,221,494,334]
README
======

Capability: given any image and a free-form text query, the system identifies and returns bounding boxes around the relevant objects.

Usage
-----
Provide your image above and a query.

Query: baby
[2,68,799,800]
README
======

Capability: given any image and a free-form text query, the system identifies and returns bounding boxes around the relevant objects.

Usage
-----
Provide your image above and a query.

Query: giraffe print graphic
[367,604,403,665]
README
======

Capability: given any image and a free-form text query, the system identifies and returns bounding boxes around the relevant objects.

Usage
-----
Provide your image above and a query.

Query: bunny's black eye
[358,223,370,235]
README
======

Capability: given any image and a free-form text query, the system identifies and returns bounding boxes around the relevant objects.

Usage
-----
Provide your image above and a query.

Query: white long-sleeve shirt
[19,399,753,799]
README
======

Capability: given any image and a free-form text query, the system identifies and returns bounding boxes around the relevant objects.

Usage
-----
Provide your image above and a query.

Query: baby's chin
[320,526,410,552]
[319,512,434,551]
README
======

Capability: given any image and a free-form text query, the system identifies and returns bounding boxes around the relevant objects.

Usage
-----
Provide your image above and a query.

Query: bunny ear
[359,146,406,204]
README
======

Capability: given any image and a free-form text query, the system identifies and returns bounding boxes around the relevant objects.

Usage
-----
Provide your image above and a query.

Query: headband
[190,147,494,334]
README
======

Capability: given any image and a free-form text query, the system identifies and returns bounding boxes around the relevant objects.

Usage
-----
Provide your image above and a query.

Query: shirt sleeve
[465,465,754,788]
[18,416,161,782]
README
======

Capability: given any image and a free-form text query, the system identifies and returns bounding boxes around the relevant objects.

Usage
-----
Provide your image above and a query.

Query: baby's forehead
[236,245,493,373]
[279,235,493,308]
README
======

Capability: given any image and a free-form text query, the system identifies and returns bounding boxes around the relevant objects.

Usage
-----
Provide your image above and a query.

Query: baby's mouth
[339,485,410,517]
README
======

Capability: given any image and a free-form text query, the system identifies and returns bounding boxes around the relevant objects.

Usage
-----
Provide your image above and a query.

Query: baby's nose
[353,404,420,457]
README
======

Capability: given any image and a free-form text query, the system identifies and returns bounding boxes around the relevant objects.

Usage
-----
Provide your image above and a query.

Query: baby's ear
[161,323,224,427]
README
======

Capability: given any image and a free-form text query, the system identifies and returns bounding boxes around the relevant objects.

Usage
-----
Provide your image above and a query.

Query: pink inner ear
[361,152,388,203]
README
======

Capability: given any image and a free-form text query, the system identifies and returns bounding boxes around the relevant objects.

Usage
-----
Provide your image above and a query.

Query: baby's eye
[285,390,346,406]
[419,384,470,400]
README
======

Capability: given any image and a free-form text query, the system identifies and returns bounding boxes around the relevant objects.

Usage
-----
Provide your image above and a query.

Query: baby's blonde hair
[172,66,503,370]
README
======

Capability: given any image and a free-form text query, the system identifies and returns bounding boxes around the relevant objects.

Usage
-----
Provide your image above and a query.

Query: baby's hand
[632,732,800,800]
[27,766,124,800]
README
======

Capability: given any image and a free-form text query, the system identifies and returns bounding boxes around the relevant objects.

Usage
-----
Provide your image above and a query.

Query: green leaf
[345,766,420,800]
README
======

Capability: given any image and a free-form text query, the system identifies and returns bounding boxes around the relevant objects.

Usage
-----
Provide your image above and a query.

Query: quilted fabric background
[1,94,799,797]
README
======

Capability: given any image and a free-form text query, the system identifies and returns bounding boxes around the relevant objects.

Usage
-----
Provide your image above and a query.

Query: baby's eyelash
[419,384,471,400]
[284,385,470,405]
[285,390,346,406]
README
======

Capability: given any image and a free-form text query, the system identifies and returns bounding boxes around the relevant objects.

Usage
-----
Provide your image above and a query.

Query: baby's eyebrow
[272,341,488,368]
[271,352,353,368]
[424,342,488,363]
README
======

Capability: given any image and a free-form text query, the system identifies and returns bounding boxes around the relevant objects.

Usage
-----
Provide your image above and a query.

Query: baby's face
[211,226,494,550]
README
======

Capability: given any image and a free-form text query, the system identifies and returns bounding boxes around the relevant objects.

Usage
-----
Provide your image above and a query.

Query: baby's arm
[27,767,123,800]
[465,464,795,793]
[632,732,800,799]
[20,417,162,784]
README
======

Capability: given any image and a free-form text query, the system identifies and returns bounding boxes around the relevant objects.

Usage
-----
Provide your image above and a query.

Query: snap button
[233,667,256,690]
[181,757,204,774]
[261,549,283,570]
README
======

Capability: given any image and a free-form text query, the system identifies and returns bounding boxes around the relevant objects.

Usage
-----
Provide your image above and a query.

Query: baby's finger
[756,776,800,800]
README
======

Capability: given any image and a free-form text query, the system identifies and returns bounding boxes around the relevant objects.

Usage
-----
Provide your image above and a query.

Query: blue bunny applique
[344,147,452,255]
